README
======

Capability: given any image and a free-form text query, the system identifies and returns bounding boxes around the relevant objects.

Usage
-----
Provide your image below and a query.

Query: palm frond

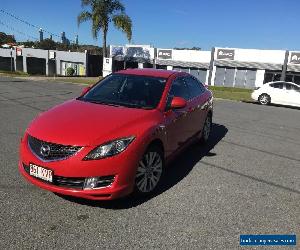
[108,0,125,13]
[81,0,93,7]
[112,14,132,41]
[77,11,92,26]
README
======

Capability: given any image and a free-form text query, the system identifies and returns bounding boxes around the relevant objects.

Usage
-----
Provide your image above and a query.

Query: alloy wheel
[135,151,163,193]
[259,94,270,105]
[202,115,211,142]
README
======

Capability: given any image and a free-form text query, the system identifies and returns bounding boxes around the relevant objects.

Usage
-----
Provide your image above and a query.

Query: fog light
[84,177,99,190]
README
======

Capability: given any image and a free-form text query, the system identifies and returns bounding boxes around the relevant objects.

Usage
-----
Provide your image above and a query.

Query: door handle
[177,110,188,117]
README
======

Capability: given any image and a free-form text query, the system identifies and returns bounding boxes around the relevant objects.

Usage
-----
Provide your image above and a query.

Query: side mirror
[81,86,91,96]
[170,96,187,109]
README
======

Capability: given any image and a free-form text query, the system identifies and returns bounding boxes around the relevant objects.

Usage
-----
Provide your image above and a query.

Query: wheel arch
[146,138,165,158]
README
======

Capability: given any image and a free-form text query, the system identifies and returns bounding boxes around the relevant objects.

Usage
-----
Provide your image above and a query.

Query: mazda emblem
[40,144,51,157]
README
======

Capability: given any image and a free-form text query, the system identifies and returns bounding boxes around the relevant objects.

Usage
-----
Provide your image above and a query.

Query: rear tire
[133,145,164,196]
[258,94,271,105]
[200,114,212,144]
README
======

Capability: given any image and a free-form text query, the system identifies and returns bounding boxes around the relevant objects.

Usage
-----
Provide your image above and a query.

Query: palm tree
[77,0,132,58]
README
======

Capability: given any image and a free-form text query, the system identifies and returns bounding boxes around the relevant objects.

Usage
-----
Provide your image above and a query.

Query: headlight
[83,136,135,160]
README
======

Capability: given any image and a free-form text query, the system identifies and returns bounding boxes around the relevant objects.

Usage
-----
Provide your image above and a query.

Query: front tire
[134,145,164,196]
[258,94,271,105]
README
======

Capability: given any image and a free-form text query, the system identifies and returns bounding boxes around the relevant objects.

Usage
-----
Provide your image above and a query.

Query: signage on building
[16,47,22,56]
[103,57,112,77]
[111,46,124,57]
[290,52,300,64]
[49,51,56,59]
[126,46,151,59]
[217,49,235,60]
[103,57,112,71]
[157,49,172,59]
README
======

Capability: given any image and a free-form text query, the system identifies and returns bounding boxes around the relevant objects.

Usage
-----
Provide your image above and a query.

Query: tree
[36,39,57,50]
[77,0,132,58]
[0,32,16,45]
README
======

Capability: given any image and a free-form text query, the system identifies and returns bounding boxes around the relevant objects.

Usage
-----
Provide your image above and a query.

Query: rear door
[285,83,300,107]
[184,76,208,136]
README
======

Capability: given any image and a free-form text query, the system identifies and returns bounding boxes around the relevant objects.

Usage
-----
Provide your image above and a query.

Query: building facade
[109,45,300,88]
[2,44,300,87]
[0,47,89,76]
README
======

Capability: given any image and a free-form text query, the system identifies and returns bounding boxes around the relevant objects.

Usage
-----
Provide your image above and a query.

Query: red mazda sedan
[19,69,213,200]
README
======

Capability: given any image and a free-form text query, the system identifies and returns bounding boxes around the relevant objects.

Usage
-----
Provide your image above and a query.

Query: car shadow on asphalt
[57,123,228,209]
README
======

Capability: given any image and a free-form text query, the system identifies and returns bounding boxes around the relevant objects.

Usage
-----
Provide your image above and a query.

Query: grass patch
[52,77,102,85]
[0,70,30,76]
[208,86,252,102]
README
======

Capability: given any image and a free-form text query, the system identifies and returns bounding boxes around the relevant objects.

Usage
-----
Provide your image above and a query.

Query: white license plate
[29,163,53,182]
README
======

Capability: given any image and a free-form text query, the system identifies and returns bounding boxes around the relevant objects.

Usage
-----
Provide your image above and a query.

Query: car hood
[27,99,157,146]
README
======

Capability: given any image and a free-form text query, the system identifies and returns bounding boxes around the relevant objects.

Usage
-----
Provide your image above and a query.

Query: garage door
[190,69,207,84]
[224,68,235,87]
[235,69,257,88]
[214,67,225,86]
[245,69,256,88]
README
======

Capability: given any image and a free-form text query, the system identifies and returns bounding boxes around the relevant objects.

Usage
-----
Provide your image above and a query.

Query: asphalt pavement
[0,77,299,249]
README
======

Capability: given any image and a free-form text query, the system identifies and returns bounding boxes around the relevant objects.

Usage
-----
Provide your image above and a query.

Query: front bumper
[251,91,259,101]
[19,161,131,200]
[19,134,146,200]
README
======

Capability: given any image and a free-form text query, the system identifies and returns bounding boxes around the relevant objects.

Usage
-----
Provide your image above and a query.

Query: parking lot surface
[0,77,299,249]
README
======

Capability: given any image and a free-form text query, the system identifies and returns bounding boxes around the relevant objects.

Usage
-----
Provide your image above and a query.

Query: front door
[164,77,192,156]
[270,82,284,104]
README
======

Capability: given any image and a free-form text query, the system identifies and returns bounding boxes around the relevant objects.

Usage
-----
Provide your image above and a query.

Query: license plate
[29,163,53,182]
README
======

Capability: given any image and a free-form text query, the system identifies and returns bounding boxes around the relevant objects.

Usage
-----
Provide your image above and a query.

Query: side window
[185,76,205,99]
[291,84,300,92]
[169,77,190,100]
[285,83,292,90]
[273,83,283,89]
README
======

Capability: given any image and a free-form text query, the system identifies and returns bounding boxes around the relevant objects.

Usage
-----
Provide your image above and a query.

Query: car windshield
[79,74,167,109]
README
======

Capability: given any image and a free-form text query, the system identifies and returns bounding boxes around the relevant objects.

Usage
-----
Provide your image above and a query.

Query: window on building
[285,75,293,82]
[156,65,167,70]
[273,73,281,81]
[264,73,273,84]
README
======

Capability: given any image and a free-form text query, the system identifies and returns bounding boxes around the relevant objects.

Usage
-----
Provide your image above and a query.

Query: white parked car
[251,81,300,107]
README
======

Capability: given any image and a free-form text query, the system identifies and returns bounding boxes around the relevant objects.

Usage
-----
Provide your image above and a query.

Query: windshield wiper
[87,100,121,107]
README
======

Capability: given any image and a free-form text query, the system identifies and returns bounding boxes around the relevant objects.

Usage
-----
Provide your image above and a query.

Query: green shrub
[66,67,75,76]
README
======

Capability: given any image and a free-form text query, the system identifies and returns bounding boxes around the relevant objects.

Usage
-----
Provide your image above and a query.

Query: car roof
[116,68,180,78]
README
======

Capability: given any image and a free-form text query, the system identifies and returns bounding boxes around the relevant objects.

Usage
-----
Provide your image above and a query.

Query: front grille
[23,164,115,189]
[27,135,82,161]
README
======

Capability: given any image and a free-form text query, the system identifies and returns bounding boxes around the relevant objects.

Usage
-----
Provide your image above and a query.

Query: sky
[0,0,300,51]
